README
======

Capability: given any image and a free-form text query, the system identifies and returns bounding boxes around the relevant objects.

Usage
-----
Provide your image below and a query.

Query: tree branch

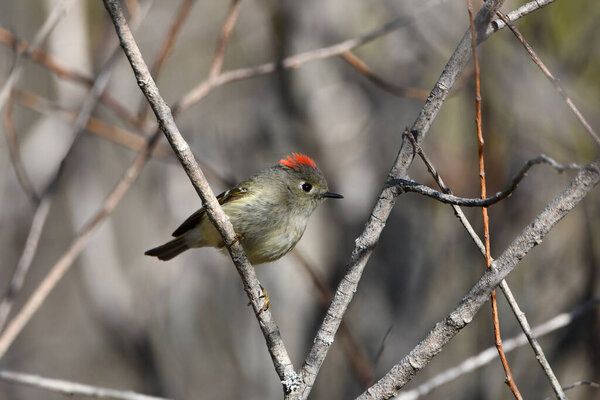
[357,159,599,399]
[101,0,298,392]
[405,133,569,399]
[395,299,599,400]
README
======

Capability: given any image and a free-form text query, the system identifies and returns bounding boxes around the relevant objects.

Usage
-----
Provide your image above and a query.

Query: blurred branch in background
[0,370,172,400]
[340,52,429,101]
[0,0,150,345]
[7,89,171,158]
[137,0,197,121]
[1,99,38,205]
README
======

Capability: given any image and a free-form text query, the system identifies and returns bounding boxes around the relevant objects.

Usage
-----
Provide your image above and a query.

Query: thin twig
[0,196,53,333]
[2,97,39,204]
[297,2,507,398]
[405,133,569,400]
[467,1,522,397]
[396,299,599,400]
[0,369,172,400]
[488,0,556,34]
[543,381,600,400]
[388,154,581,206]
[102,0,299,392]
[208,0,242,80]
[357,158,600,399]
[340,52,429,100]
[495,10,600,146]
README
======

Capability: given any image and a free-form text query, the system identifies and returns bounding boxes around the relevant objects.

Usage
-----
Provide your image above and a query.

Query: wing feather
[171,187,247,237]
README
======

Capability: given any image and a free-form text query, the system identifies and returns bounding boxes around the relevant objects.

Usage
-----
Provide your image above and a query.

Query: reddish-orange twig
[467,1,522,399]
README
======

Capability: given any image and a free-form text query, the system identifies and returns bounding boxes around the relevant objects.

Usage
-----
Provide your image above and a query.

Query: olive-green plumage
[145,153,342,264]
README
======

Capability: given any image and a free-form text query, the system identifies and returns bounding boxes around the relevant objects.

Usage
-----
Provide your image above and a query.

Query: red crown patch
[279,153,317,170]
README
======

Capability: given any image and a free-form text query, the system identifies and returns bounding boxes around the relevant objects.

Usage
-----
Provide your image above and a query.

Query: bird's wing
[171,186,248,237]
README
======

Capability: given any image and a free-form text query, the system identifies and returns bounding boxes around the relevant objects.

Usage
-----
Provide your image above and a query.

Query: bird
[145,153,343,264]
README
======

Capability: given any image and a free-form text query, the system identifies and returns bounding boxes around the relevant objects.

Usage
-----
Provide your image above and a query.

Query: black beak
[323,191,343,199]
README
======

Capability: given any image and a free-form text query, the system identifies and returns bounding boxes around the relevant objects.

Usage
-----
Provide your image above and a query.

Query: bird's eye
[301,182,312,192]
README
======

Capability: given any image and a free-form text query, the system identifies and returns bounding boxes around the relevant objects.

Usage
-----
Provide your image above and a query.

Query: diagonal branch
[396,299,599,400]
[297,1,507,398]
[357,159,600,399]
[101,0,298,392]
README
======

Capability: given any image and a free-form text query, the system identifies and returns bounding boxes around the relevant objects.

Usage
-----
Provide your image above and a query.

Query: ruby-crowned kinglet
[145,153,343,264]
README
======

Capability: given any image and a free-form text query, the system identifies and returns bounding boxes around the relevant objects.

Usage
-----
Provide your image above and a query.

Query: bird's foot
[259,285,271,312]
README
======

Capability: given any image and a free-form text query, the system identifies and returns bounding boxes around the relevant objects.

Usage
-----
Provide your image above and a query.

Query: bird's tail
[145,236,190,261]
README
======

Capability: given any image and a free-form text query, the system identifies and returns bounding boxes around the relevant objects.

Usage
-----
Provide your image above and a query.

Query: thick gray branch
[396,299,599,400]
[101,0,297,390]
[358,160,599,399]
[297,1,506,397]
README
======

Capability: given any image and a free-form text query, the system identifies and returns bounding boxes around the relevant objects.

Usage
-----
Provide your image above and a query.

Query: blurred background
[0,0,598,399]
